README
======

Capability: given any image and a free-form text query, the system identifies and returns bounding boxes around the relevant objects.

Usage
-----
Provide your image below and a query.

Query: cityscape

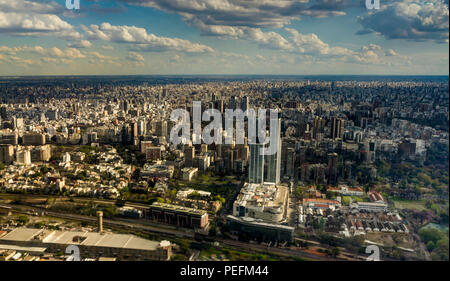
[0,75,448,262]
[0,0,448,268]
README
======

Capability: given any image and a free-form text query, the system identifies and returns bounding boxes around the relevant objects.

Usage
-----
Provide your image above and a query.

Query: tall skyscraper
[241,96,249,112]
[184,145,195,167]
[155,120,168,137]
[364,139,376,163]
[331,117,344,140]
[229,96,237,110]
[248,118,282,185]
[313,116,325,140]
[249,143,265,184]
[214,100,224,114]
[285,147,295,178]
[265,118,282,184]
[328,152,338,185]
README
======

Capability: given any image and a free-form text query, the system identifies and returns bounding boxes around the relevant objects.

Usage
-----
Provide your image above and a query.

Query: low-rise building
[327,185,364,196]
[0,228,171,260]
[368,191,386,203]
[181,167,198,181]
[141,163,174,179]
[233,183,289,223]
[302,198,341,210]
[352,201,388,212]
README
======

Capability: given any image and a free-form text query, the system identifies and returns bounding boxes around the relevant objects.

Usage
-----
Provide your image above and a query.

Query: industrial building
[144,202,209,229]
[226,215,294,242]
[0,228,172,261]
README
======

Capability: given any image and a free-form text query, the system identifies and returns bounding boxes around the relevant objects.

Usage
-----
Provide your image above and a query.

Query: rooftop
[0,228,164,251]
[234,183,288,210]
[0,228,43,242]
[150,202,207,216]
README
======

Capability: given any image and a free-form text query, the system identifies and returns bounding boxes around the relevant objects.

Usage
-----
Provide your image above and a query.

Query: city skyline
[0,0,449,76]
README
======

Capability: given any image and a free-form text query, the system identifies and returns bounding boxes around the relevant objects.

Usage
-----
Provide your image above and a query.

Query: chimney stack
[97,211,103,233]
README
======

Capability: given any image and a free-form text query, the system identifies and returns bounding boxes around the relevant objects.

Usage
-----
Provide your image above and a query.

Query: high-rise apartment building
[248,118,282,184]
[265,118,282,184]
[331,117,344,140]
[0,144,14,164]
[22,133,46,146]
[249,143,265,184]
[184,145,195,167]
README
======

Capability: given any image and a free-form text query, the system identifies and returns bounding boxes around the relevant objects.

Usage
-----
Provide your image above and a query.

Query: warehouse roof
[150,202,206,216]
[0,228,164,252]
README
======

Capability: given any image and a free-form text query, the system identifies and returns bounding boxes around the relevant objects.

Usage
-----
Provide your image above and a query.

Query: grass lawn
[393,199,427,211]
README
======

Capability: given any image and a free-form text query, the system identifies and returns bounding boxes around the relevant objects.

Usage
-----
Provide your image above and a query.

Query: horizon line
[0,74,448,78]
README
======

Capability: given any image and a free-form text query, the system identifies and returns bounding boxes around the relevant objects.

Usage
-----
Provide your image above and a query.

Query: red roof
[303,198,340,205]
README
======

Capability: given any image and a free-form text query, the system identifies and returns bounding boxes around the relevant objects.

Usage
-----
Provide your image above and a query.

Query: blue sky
[0,0,448,75]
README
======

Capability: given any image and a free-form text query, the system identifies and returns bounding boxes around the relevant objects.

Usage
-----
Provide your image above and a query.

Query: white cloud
[282,28,411,66]
[68,40,93,49]
[101,45,114,51]
[0,45,89,67]
[357,0,449,43]
[120,0,348,30]
[126,51,145,66]
[0,0,64,14]
[190,19,293,50]
[0,0,80,40]
[82,22,214,53]
[127,51,145,61]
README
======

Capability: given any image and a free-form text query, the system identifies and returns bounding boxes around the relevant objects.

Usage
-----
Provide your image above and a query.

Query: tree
[209,223,217,237]
[40,166,50,174]
[214,195,226,204]
[294,186,304,200]
[418,228,444,244]
[330,247,340,258]
[426,241,435,252]
[18,215,29,224]
[431,239,449,261]
[188,191,201,200]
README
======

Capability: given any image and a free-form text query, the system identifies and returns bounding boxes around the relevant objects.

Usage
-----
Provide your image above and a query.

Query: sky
[0,0,448,75]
